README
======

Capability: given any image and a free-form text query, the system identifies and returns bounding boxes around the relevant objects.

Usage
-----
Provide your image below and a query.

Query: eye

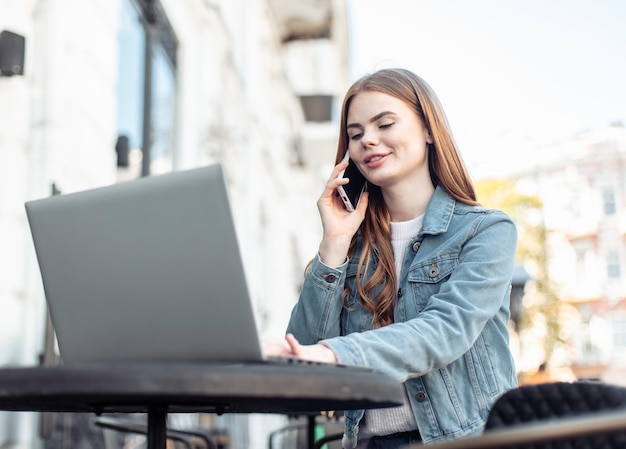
[348,132,363,141]
[379,122,394,130]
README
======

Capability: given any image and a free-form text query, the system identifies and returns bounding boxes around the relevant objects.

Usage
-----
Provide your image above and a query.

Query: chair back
[485,381,626,448]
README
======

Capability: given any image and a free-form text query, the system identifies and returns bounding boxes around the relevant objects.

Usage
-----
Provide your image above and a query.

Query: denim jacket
[287,186,518,446]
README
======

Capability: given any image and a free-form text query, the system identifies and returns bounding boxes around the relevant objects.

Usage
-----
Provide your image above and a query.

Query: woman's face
[346,91,433,191]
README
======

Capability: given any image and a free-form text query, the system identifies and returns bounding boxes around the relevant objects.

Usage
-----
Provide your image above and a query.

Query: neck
[383,178,435,222]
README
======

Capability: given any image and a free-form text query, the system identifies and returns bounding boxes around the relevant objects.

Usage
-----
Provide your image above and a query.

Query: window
[607,251,621,279]
[299,95,334,122]
[612,314,626,347]
[602,187,616,216]
[116,0,178,176]
[575,248,586,279]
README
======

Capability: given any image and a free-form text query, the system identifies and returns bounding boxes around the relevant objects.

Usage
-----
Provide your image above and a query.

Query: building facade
[514,124,626,384]
[0,0,350,447]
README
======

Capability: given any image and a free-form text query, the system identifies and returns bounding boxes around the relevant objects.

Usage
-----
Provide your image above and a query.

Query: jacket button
[412,241,421,252]
[416,392,427,402]
[323,274,336,283]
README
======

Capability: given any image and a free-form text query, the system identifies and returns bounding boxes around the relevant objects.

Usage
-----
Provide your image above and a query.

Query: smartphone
[336,153,368,212]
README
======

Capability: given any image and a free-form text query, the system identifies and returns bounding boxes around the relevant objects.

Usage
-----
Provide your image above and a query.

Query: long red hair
[336,68,478,327]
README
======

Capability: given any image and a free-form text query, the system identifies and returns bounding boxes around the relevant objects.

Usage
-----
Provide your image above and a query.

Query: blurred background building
[1,0,626,448]
[0,0,349,447]
[512,124,626,384]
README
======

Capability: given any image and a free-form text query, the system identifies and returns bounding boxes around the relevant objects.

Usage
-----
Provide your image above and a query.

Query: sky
[346,0,626,178]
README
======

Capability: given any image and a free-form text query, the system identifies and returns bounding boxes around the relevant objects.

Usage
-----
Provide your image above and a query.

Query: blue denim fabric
[287,186,518,447]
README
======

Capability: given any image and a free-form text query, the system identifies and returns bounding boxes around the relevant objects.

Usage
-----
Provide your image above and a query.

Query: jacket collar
[420,185,455,236]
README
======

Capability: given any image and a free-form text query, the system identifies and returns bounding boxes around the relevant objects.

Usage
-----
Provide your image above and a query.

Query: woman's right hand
[317,159,369,267]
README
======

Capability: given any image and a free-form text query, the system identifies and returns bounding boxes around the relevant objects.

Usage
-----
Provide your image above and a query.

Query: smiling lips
[364,153,389,166]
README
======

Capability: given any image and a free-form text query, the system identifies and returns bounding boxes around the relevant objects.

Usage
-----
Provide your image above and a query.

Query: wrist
[318,236,350,267]
[319,342,338,363]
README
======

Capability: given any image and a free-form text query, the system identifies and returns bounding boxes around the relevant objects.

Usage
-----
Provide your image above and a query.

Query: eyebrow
[347,111,396,129]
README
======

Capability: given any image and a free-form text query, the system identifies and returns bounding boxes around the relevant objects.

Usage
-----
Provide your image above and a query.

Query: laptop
[25,163,272,365]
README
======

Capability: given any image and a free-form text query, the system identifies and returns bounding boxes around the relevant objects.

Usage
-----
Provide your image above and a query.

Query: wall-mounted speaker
[116,135,130,168]
[0,30,26,76]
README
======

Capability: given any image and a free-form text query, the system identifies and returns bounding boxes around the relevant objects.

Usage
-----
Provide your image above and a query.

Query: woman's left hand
[262,334,338,364]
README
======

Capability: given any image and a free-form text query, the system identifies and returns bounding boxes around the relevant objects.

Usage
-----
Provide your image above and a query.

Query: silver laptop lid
[25,164,263,365]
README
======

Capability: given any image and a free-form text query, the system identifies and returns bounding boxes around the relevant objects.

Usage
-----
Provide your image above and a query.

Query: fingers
[263,334,301,357]
[261,337,292,356]
[332,158,349,178]
[317,164,352,217]
[322,160,350,196]
[281,334,338,364]
[285,333,301,355]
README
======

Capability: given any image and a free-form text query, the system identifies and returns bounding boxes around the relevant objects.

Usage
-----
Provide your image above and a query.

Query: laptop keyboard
[265,355,374,371]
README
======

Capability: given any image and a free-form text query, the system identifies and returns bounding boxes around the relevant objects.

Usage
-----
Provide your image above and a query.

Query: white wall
[0,0,349,447]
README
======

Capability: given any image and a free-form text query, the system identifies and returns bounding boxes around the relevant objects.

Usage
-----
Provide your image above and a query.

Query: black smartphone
[337,153,368,211]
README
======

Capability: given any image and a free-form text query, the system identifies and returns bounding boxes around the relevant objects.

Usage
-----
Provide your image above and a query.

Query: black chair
[93,415,223,449]
[408,381,626,449]
[483,381,626,448]
[267,414,343,449]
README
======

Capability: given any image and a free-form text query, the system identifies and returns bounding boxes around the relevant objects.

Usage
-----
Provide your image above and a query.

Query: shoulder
[451,202,517,241]
[455,201,513,221]
[423,187,515,236]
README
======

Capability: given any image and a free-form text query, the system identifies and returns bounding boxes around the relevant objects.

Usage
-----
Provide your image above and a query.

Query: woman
[267,68,518,448]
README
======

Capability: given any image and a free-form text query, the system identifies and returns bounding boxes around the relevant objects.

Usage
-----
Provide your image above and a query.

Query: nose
[361,128,379,148]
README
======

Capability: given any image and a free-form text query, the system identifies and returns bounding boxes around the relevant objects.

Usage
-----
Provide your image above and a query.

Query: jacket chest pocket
[407,255,459,312]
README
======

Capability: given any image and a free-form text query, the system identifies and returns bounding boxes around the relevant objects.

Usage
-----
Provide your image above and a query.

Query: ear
[425,130,434,144]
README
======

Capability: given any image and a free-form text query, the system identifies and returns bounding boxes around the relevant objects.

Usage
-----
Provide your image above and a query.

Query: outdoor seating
[484,380,626,447]
[93,415,223,449]
[267,413,343,449]
[416,381,626,449]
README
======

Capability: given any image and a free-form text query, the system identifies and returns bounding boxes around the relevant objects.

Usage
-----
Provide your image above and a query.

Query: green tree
[476,178,562,364]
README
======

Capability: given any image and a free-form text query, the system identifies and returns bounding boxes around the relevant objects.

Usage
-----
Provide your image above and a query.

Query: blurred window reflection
[602,187,616,216]
[612,314,626,347]
[607,251,621,279]
[116,0,177,176]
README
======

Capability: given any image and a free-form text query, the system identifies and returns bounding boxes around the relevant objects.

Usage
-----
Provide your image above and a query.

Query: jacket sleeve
[286,254,348,344]
[321,211,518,382]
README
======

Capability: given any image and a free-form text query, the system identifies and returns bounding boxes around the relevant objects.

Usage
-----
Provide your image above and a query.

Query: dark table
[0,362,404,449]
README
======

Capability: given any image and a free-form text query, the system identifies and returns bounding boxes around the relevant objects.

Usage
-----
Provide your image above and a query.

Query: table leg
[147,408,167,449]
[307,415,315,449]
